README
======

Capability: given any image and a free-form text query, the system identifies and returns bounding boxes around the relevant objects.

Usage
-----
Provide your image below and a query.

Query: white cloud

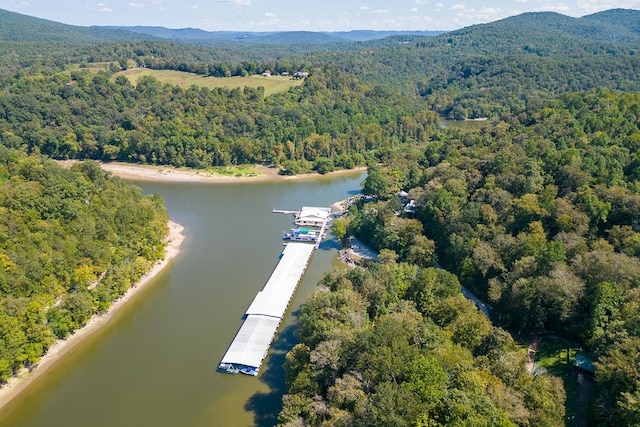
[98,3,113,12]
[508,0,640,18]
[451,5,508,26]
[573,0,640,15]
[11,0,638,32]
[359,6,388,14]
[336,18,356,29]
[476,7,504,19]
[7,0,30,10]
[532,2,571,14]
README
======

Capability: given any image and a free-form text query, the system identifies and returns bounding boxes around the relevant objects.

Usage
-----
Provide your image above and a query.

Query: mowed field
[114,68,304,97]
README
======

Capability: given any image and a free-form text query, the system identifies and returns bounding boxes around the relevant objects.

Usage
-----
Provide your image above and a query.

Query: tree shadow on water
[318,236,340,252]
[245,320,300,427]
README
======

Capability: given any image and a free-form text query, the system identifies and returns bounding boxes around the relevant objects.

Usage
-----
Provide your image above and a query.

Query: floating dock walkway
[217,207,331,376]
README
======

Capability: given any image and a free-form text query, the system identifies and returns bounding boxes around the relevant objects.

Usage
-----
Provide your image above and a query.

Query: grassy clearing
[70,62,113,72]
[535,335,582,424]
[114,68,304,97]
[207,165,261,177]
[70,60,137,73]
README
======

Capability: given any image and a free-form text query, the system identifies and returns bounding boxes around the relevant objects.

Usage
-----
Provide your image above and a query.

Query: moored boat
[240,367,258,376]
[283,228,323,242]
[217,363,240,374]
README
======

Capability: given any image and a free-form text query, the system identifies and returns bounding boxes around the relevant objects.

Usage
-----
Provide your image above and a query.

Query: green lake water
[0,172,364,427]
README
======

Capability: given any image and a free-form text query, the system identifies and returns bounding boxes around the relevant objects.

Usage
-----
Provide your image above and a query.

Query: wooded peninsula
[1,6,640,426]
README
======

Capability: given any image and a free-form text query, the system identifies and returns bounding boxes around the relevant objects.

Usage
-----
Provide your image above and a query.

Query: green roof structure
[573,352,596,374]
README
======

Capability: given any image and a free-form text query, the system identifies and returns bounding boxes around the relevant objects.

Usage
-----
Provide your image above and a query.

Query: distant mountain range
[0,7,638,47]
[0,8,443,44]
[445,8,640,52]
[96,27,446,43]
[0,8,150,42]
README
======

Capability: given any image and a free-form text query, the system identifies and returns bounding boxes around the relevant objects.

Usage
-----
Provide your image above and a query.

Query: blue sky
[1,0,638,31]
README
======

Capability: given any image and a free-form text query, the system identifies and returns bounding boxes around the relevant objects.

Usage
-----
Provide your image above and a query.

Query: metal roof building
[219,242,316,373]
[219,315,281,369]
[295,206,332,228]
[245,243,314,317]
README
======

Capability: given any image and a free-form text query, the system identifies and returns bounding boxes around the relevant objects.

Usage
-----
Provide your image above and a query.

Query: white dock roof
[245,242,314,318]
[300,206,331,218]
[221,242,316,370]
[244,289,290,318]
[220,314,281,369]
[266,243,315,291]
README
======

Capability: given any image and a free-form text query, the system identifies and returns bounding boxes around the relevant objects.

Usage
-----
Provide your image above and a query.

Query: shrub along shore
[0,221,185,411]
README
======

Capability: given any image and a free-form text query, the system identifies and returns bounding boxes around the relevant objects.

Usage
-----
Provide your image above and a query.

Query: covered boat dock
[218,242,316,375]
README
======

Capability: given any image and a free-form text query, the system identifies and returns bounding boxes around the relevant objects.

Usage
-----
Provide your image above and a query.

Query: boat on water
[217,206,330,379]
[218,362,258,376]
[240,367,258,376]
[217,363,240,374]
[283,228,323,242]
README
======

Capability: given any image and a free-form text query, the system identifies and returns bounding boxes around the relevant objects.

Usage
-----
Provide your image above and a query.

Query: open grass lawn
[535,335,584,425]
[71,62,113,72]
[113,68,304,97]
[207,165,261,177]
[71,59,137,73]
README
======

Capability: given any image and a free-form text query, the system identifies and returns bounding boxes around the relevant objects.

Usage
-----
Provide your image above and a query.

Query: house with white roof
[295,206,331,228]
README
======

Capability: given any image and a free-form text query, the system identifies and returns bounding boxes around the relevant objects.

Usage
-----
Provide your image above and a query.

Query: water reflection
[0,172,364,427]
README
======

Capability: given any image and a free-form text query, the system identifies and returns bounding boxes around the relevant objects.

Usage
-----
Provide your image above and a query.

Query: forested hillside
[0,150,168,382]
[319,9,640,119]
[325,89,640,425]
[0,67,436,173]
[280,265,565,426]
[1,7,640,426]
[0,8,151,42]
[2,8,639,125]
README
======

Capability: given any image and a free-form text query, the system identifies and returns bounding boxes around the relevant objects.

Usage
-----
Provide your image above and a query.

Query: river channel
[0,172,365,427]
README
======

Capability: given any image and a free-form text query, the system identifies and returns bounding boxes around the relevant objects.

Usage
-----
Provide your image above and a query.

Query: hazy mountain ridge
[0,8,153,42]
[441,8,640,55]
[1,7,638,47]
[96,26,445,43]
[495,9,640,44]
[0,8,443,44]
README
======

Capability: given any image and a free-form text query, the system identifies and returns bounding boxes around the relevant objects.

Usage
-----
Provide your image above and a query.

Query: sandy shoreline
[57,160,366,183]
[0,220,186,411]
[0,161,363,408]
